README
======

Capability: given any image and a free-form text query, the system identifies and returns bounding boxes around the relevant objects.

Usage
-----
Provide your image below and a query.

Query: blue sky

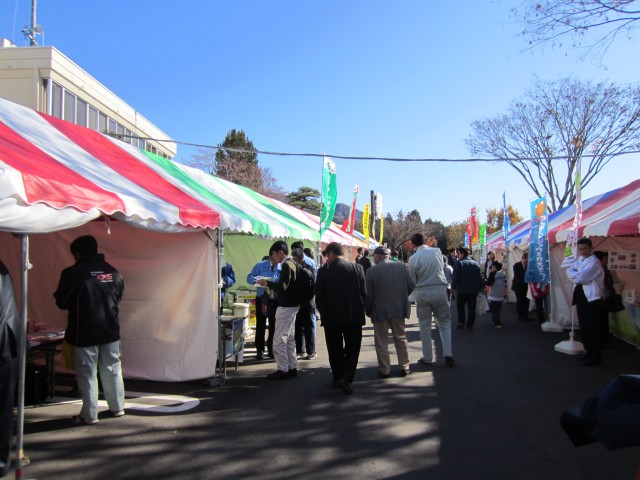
[2,1,639,225]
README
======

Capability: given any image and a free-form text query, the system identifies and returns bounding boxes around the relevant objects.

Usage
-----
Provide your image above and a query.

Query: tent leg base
[555,339,585,355]
[541,321,564,332]
[205,375,225,387]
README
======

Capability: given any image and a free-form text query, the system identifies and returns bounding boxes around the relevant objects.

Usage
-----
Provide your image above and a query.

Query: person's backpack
[295,262,316,302]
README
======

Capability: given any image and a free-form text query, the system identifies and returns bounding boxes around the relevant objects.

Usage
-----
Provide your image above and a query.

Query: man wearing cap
[315,242,366,394]
[365,246,415,378]
[408,233,456,367]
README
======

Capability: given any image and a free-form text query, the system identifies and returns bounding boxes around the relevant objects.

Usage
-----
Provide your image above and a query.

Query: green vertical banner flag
[479,223,486,248]
[319,155,337,236]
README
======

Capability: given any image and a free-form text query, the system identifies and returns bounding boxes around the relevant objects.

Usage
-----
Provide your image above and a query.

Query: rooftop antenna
[20,0,39,46]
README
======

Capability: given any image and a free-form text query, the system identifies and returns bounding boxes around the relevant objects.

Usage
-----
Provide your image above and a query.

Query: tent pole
[208,228,225,386]
[217,229,223,317]
[204,228,225,387]
[316,239,321,266]
[217,229,225,383]
[504,248,510,303]
[15,234,30,479]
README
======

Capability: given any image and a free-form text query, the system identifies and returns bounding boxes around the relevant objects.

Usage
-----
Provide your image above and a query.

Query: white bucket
[233,303,250,319]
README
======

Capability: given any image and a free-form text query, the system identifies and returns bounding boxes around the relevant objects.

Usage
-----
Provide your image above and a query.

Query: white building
[0,38,176,158]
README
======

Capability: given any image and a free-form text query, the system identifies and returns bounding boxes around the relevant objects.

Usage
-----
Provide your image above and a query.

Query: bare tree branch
[466,78,640,211]
[512,0,640,58]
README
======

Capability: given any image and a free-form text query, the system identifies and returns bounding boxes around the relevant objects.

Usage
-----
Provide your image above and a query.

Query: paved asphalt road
[16,302,640,480]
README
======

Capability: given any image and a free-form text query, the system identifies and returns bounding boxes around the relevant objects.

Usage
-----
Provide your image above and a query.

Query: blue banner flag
[502,191,511,241]
[525,197,550,284]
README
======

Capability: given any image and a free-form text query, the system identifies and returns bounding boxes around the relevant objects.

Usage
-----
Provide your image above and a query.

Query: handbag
[607,294,625,313]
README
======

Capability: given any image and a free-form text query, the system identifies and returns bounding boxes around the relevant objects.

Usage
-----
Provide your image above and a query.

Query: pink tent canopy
[548,178,640,243]
[486,178,640,252]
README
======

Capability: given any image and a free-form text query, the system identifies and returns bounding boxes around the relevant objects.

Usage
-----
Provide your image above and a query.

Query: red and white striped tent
[484,178,640,345]
[548,178,640,242]
[0,96,324,382]
[547,179,640,345]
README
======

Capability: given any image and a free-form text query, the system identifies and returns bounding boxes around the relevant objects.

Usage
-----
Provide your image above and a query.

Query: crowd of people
[241,234,461,395]
[0,232,616,472]
[241,234,616,391]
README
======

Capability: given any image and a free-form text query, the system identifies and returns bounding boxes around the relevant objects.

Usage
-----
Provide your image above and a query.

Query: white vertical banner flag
[561,157,582,267]
[375,193,383,219]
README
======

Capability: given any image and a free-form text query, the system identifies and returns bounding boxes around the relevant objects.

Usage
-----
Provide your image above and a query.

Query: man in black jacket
[315,242,366,395]
[54,236,125,425]
[452,247,483,330]
[511,251,530,321]
[259,241,301,380]
[0,261,19,477]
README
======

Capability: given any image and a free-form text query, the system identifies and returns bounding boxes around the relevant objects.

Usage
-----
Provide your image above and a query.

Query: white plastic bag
[476,294,489,316]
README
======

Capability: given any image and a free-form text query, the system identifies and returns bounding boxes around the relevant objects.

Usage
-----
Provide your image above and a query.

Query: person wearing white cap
[365,246,416,378]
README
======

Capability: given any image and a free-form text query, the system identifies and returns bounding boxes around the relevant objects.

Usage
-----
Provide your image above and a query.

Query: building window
[76,98,88,127]
[88,106,99,130]
[63,90,76,123]
[48,82,170,158]
[99,112,107,133]
[51,82,62,118]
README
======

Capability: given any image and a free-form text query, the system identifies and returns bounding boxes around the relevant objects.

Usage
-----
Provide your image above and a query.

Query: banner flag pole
[555,157,585,353]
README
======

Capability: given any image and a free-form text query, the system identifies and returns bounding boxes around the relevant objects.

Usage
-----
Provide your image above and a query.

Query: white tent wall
[548,242,575,327]
[0,221,219,382]
[506,247,525,304]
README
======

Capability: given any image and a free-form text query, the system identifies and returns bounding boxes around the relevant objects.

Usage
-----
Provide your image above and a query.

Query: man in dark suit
[511,251,530,321]
[452,247,483,330]
[365,246,415,378]
[315,242,366,395]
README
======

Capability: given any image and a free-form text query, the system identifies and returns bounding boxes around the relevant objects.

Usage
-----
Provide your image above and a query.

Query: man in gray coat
[366,246,416,378]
